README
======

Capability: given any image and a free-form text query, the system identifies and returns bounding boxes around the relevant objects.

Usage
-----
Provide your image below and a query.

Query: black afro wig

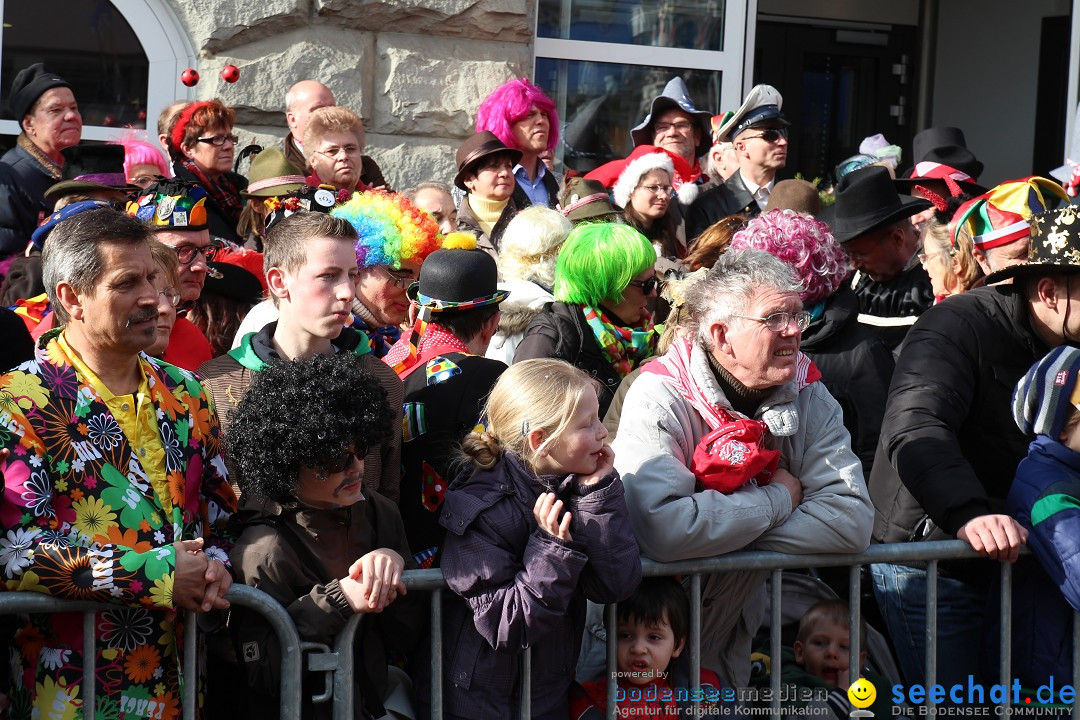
[226,352,393,503]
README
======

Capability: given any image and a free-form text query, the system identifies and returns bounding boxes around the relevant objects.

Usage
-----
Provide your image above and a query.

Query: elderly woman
[730,209,894,474]
[515,222,659,417]
[170,99,248,244]
[303,106,368,195]
[454,131,522,255]
[612,248,873,687]
[484,206,572,364]
[919,214,982,302]
[0,64,82,260]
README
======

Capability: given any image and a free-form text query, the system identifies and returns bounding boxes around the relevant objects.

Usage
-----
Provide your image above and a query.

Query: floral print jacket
[0,331,237,720]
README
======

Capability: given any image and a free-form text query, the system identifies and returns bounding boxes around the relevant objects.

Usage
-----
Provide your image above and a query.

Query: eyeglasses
[384,267,413,289]
[318,448,363,477]
[917,246,954,264]
[171,242,221,265]
[654,120,695,134]
[732,310,811,332]
[741,127,789,143]
[627,275,659,295]
[196,134,239,147]
[158,288,181,307]
[316,144,361,159]
[636,184,674,196]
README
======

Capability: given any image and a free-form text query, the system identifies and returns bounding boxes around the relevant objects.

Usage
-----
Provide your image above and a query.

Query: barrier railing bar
[999,562,1012,710]
[519,646,532,717]
[183,611,197,720]
[606,602,617,719]
[925,560,938,704]
[770,569,782,718]
[333,614,363,720]
[849,564,861,688]
[689,573,701,714]
[83,611,96,720]
[429,588,443,720]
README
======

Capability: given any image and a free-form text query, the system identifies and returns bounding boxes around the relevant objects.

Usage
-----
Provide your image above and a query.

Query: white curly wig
[496,206,573,288]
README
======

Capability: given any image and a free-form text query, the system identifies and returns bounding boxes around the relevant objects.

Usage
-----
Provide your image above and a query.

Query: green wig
[553,223,656,306]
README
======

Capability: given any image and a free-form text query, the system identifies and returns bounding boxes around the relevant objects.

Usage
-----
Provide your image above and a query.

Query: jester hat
[952,176,1069,251]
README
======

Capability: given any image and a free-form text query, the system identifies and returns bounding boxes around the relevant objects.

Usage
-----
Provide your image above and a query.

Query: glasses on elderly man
[732,310,812,332]
[197,134,239,147]
[171,241,221,266]
[654,120,696,135]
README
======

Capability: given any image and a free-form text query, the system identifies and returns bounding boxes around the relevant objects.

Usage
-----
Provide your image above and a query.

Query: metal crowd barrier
[3,540,1077,719]
[0,584,303,720]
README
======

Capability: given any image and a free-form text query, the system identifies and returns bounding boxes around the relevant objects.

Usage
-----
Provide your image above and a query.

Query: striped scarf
[581,305,658,378]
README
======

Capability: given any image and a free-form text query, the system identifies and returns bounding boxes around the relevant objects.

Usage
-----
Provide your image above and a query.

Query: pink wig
[729,209,848,304]
[475,78,559,153]
[110,135,172,180]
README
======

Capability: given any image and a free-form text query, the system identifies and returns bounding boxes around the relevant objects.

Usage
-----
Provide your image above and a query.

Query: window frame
[0,0,195,141]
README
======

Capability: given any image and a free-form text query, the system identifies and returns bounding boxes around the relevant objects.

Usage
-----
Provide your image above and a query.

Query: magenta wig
[729,209,848,304]
[475,78,559,153]
[110,135,172,180]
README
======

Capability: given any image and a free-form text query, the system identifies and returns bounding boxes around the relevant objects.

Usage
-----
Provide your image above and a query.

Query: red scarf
[181,158,243,227]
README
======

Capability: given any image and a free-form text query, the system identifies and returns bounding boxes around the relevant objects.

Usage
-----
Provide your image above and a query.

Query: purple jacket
[430,451,641,720]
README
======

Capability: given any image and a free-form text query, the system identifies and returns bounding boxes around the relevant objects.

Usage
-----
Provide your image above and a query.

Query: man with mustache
[0,207,236,719]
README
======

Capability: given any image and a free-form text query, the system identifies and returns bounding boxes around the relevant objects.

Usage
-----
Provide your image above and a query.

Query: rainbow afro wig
[331,190,443,269]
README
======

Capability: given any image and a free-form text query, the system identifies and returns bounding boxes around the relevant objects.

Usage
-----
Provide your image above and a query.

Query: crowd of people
[1,57,1080,720]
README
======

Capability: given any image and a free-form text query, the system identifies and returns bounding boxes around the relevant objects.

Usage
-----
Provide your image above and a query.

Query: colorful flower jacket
[0,331,237,720]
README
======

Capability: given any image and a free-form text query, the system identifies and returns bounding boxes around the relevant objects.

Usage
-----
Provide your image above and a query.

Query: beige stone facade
[169,0,535,190]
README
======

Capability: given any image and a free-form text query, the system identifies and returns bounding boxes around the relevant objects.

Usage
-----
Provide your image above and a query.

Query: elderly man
[0,207,236,718]
[0,63,82,259]
[823,165,932,352]
[612,248,873,687]
[869,205,1080,693]
[403,181,458,235]
[631,77,711,186]
[686,85,790,240]
[282,79,388,190]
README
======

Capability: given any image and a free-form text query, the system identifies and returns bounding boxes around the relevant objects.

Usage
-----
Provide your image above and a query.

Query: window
[534,0,751,171]
[0,0,193,147]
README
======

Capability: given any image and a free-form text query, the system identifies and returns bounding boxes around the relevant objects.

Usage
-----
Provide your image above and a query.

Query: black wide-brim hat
[405,247,510,311]
[985,206,1080,284]
[453,131,523,192]
[819,165,930,243]
[44,145,138,201]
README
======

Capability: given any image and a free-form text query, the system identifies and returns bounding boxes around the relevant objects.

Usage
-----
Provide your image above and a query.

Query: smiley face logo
[848,678,876,709]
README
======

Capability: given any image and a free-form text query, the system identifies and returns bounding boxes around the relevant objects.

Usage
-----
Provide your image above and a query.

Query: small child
[428,359,642,720]
[570,577,723,718]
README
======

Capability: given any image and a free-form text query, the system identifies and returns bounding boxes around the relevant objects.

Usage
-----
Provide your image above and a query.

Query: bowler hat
[631,77,713,157]
[984,206,1080,284]
[407,247,509,310]
[454,131,522,192]
[8,63,70,124]
[44,145,136,202]
[819,165,929,243]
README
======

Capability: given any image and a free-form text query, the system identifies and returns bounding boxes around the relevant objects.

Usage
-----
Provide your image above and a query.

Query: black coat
[172,164,248,245]
[685,171,760,242]
[0,145,54,258]
[801,287,895,477]
[514,301,624,418]
[869,284,1050,544]
[398,352,506,560]
[850,258,935,354]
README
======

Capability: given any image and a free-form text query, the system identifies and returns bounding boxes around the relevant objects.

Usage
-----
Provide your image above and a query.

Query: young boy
[570,578,722,718]
[198,211,404,501]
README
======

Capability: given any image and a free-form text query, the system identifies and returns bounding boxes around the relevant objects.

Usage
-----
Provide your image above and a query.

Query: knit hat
[127,180,209,231]
[8,63,71,125]
[1013,345,1080,438]
[952,177,1070,252]
[612,149,676,209]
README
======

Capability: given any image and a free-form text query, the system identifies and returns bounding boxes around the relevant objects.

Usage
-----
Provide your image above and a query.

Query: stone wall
[168,0,534,190]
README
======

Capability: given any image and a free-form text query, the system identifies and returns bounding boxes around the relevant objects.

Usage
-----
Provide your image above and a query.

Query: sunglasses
[628,275,659,295]
[742,127,788,143]
[318,447,363,476]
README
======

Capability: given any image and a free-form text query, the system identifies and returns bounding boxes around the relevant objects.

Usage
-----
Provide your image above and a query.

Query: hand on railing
[173,537,232,612]
[769,468,803,510]
[342,549,407,613]
[534,492,572,541]
[956,514,1029,563]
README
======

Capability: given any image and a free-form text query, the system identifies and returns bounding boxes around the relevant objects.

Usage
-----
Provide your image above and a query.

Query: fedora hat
[714,84,790,144]
[44,145,136,202]
[558,177,616,222]
[819,165,929,243]
[240,147,306,198]
[985,206,1080,284]
[454,131,522,192]
[631,76,713,157]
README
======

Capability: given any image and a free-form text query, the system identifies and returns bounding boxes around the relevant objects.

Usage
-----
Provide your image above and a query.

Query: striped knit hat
[1013,346,1080,438]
